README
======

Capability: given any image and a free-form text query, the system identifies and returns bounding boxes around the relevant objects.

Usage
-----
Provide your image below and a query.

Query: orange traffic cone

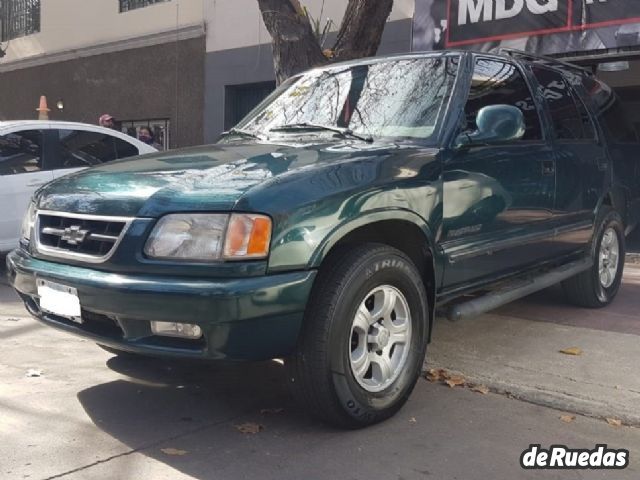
[36,95,50,120]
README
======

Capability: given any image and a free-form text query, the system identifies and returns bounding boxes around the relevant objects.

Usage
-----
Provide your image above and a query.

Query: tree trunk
[332,0,394,61]
[257,0,327,84]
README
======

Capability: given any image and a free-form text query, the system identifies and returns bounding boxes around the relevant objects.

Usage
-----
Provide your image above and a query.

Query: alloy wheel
[349,285,412,393]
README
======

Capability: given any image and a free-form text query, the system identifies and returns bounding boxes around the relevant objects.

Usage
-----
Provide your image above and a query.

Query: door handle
[541,160,555,176]
[596,157,608,171]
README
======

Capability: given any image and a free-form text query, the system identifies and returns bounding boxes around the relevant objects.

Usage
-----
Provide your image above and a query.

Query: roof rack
[497,48,593,76]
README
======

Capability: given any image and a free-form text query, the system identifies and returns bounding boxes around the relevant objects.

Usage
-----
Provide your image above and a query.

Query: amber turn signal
[223,214,272,259]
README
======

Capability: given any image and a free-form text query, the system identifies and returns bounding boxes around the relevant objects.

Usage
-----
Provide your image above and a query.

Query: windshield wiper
[220,128,267,141]
[269,123,373,143]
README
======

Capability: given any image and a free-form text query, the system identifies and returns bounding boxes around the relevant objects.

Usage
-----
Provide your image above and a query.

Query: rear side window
[532,67,595,141]
[582,77,637,143]
[0,130,43,175]
[56,129,119,168]
[465,59,543,141]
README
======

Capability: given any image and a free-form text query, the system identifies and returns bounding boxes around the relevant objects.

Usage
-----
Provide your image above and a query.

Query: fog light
[151,321,202,339]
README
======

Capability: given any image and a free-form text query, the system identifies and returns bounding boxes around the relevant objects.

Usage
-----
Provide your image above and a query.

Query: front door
[441,58,556,289]
[0,129,53,251]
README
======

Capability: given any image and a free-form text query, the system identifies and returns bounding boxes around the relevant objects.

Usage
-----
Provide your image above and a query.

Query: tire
[562,206,625,308]
[286,243,430,428]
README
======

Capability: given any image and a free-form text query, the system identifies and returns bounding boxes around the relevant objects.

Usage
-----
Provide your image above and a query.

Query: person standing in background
[138,126,163,151]
[98,114,117,130]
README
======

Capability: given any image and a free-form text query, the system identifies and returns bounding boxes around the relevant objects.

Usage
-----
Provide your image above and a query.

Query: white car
[0,121,157,252]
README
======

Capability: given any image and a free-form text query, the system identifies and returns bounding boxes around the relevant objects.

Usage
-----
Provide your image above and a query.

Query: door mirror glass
[456,105,525,147]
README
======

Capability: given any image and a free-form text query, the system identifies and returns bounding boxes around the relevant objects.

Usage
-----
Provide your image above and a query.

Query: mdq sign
[412,0,640,54]
[458,0,560,26]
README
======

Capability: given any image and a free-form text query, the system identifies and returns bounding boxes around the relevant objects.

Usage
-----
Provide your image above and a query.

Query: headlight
[21,202,37,242]
[144,213,272,261]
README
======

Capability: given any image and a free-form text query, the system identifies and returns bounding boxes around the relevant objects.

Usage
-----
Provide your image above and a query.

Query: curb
[427,364,640,427]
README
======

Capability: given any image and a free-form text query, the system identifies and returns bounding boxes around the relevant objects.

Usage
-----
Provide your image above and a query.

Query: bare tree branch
[257,0,327,84]
[257,0,394,84]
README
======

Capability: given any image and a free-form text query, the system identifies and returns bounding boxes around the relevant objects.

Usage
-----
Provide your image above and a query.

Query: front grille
[36,211,132,262]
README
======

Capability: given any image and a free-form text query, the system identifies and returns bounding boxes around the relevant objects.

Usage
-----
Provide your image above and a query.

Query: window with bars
[0,0,40,42]
[119,0,170,13]
[120,119,170,151]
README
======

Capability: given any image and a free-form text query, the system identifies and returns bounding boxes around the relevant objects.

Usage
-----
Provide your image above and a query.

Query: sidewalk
[427,264,640,426]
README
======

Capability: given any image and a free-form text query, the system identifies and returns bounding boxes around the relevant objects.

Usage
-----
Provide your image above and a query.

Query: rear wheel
[286,244,429,428]
[563,207,625,308]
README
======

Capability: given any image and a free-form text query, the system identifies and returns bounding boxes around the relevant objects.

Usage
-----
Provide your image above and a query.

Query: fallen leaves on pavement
[235,422,264,434]
[470,384,490,395]
[560,414,576,423]
[606,418,622,427]
[424,368,466,388]
[444,375,466,388]
[559,347,583,356]
[160,448,188,456]
[425,368,446,382]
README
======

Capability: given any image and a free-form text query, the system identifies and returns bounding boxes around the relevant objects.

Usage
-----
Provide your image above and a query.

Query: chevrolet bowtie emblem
[60,225,90,245]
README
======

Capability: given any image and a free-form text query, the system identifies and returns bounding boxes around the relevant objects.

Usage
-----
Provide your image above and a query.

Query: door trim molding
[442,220,592,263]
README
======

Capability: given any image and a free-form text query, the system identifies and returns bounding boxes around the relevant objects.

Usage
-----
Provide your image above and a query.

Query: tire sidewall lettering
[331,252,428,424]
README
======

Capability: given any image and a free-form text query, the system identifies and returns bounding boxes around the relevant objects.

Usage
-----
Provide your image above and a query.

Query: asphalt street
[1,253,640,479]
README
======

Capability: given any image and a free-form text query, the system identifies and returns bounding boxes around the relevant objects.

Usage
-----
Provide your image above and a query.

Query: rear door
[441,57,556,288]
[530,66,604,255]
[47,128,144,180]
[0,129,53,250]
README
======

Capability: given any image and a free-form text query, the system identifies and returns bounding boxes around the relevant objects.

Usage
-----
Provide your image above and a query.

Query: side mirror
[455,105,525,148]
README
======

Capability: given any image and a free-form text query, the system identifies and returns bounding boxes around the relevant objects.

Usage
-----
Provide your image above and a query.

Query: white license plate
[37,280,82,324]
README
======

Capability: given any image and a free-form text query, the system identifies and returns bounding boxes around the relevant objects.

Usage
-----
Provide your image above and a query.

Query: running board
[446,258,592,322]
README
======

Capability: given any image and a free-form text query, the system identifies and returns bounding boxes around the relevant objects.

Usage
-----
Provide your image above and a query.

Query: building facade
[0,0,205,149]
[0,0,416,147]
[202,0,416,143]
[4,1,640,148]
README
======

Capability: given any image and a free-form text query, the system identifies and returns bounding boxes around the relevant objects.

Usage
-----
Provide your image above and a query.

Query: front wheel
[563,207,625,308]
[286,244,429,428]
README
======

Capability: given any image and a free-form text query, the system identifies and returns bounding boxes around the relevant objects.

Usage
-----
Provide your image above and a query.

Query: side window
[582,77,638,143]
[57,130,118,168]
[114,138,140,159]
[0,130,43,175]
[532,67,595,140]
[465,59,542,141]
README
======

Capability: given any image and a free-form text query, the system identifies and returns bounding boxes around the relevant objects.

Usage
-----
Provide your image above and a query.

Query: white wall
[3,0,205,63]
[205,0,415,53]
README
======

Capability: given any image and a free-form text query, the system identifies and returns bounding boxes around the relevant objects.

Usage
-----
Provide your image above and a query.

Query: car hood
[36,141,398,217]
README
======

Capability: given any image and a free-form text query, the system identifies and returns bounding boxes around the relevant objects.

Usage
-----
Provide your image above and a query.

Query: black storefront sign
[436,0,640,48]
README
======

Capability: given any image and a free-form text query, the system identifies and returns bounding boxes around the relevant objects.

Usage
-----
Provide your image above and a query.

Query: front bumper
[6,249,316,360]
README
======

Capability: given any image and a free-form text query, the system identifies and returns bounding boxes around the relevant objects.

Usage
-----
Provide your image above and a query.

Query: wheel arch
[600,187,628,230]
[309,211,438,341]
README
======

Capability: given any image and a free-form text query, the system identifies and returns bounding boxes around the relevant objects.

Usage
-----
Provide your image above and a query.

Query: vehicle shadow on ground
[493,265,640,335]
[76,355,334,479]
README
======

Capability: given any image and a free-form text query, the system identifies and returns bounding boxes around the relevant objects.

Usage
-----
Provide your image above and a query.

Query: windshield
[235,56,459,142]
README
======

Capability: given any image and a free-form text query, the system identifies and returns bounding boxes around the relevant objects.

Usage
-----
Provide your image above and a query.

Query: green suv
[7,50,639,427]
